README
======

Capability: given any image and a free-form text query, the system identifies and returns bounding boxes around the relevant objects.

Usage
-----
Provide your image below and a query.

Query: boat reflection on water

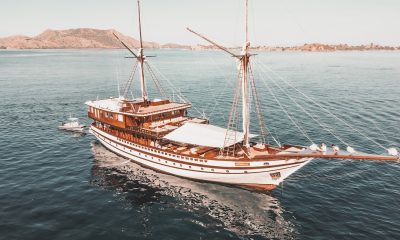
[90,141,296,239]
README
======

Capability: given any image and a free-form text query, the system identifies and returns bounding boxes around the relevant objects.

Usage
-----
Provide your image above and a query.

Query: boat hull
[90,126,312,190]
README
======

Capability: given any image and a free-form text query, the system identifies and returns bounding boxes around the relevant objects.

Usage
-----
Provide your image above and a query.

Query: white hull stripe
[92,126,307,174]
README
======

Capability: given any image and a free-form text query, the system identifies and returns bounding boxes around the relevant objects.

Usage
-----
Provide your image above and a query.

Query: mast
[137,0,148,101]
[241,0,250,149]
[185,0,253,153]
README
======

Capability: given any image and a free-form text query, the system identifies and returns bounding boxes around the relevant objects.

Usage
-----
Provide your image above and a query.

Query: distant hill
[0,28,190,50]
[0,28,398,51]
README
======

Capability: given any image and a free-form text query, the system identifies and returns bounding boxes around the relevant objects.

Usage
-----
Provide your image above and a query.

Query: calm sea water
[1,49,399,240]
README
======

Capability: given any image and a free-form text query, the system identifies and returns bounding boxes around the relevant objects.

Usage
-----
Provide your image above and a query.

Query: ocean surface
[1,49,399,240]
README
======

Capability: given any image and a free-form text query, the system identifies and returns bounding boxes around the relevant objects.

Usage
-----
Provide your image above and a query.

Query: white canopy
[163,122,257,148]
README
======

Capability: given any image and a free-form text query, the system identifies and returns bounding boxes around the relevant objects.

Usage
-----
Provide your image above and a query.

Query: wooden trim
[87,103,192,117]
[92,126,307,171]
[88,111,126,128]
[238,184,277,191]
[257,153,400,161]
[92,124,292,163]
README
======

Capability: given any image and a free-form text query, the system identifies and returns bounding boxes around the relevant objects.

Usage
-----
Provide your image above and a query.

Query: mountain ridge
[0,28,189,50]
[0,28,398,51]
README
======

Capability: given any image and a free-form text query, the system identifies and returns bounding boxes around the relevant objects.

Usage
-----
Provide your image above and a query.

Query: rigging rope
[145,61,205,118]
[221,62,243,156]
[144,62,167,99]
[257,61,389,151]
[255,60,349,147]
[248,64,266,143]
[248,63,281,146]
[254,63,314,144]
[203,56,236,119]
[122,61,139,98]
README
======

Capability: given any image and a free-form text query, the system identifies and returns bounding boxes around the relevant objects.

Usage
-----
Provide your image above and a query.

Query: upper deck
[86,97,191,117]
[86,97,207,136]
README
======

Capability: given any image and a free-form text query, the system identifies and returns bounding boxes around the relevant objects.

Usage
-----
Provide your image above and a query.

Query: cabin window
[117,114,123,122]
[226,170,229,173]
[211,169,214,172]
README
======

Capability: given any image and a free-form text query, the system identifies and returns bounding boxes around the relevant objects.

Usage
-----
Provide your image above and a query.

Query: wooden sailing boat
[86,0,399,191]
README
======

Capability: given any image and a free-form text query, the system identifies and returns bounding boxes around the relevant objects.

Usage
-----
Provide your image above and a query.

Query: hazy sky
[1,0,399,46]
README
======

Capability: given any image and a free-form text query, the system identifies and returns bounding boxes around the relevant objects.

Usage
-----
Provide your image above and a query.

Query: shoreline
[1,47,399,52]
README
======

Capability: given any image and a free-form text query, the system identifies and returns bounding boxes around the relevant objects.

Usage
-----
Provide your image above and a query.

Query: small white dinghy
[59,117,85,132]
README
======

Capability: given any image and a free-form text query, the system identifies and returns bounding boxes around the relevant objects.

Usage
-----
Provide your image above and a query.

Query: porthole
[244,171,248,174]
[165,161,168,163]
[211,169,214,172]
[201,168,204,170]
[226,170,229,173]
[180,164,183,167]
[189,166,191,168]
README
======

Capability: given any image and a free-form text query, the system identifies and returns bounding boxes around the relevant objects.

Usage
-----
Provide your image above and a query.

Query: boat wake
[90,141,296,239]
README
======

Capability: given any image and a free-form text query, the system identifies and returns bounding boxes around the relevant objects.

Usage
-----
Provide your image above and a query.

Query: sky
[1,0,399,46]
